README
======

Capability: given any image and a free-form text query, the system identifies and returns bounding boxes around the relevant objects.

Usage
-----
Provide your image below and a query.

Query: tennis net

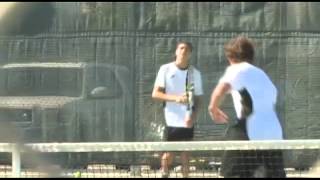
[0,140,319,178]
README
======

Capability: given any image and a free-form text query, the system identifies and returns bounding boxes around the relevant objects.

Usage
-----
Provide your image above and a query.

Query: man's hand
[208,82,231,124]
[175,93,188,104]
[208,106,229,124]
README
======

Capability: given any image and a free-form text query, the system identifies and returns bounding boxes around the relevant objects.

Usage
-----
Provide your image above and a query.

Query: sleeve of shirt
[194,70,204,96]
[218,66,241,91]
[154,65,166,88]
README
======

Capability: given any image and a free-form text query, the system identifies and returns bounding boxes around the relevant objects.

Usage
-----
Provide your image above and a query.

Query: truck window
[6,68,83,97]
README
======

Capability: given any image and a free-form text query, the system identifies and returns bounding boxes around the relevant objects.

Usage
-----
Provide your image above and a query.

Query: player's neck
[228,59,243,65]
[175,62,189,70]
[175,57,189,70]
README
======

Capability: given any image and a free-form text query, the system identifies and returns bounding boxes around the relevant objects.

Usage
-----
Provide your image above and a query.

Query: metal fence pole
[12,144,21,178]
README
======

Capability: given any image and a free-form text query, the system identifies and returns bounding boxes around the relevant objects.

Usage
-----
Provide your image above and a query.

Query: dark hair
[224,36,254,63]
[177,41,193,52]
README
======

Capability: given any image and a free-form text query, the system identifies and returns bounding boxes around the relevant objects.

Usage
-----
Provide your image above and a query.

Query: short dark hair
[177,41,193,52]
[224,36,254,63]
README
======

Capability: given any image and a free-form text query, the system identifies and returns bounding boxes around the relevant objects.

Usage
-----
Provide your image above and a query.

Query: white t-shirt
[219,62,283,140]
[154,62,203,127]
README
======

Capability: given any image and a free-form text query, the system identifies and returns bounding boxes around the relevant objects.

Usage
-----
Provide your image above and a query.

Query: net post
[130,165,142,176]
[12,144,21,178]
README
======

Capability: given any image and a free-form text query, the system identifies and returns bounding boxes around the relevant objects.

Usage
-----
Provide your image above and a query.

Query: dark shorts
[220,119,286,178]
[164,126,194,141]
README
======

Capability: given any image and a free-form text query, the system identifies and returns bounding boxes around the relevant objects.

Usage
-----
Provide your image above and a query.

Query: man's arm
[208,83,231,124]
[152,86,187,104]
